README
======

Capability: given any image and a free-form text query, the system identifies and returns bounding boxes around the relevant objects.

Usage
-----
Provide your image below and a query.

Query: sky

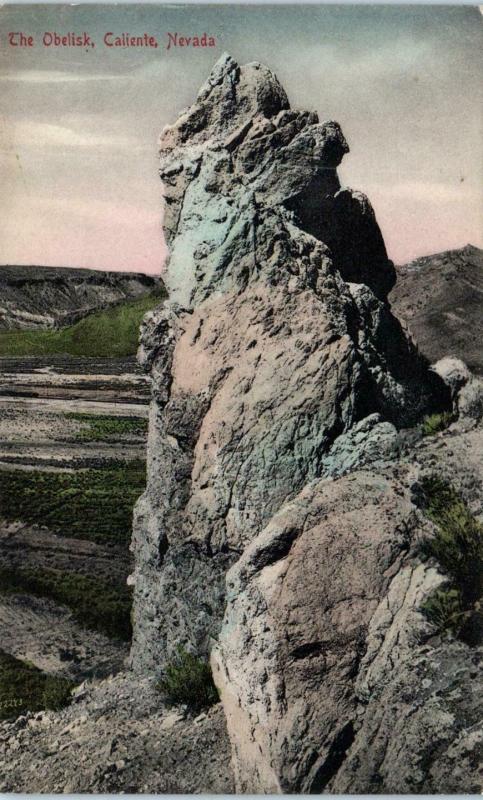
[0,4,481,274]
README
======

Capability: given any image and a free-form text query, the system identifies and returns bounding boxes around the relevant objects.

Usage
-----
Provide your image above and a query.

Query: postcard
[0,3,481,793]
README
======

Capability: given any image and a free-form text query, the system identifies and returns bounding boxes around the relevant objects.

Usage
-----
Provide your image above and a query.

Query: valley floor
[0,355,148,691]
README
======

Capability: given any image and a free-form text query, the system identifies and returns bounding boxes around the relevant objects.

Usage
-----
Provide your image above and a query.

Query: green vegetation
[419,476,482,643]
[0,289,165,358]
[0,649,74,720]
[156,648,219,714]
[0,461,145,547]
[422,411,454,437]
[0,566,132,641]
[67,413,148,442]
[421,588,465,638]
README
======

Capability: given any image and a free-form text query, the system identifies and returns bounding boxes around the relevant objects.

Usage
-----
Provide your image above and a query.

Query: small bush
[0,650,74,720]
[421,587,465,636]
[157,648,218,714]
[419,476,482,643]
[41,675,75,711]
[420,477,482,602]
[422,412,454,437]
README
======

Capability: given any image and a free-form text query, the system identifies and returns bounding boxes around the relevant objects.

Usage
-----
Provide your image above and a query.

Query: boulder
[432,356,483,425]
[211,470,482,793]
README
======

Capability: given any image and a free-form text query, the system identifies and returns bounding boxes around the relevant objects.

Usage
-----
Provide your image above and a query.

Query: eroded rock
[125,54,476,794]
[130,54,449,674]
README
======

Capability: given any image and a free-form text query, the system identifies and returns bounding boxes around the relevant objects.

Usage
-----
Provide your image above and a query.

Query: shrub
[421,587,465,636]
[41,675,76,711]
[422,412,454,437]
[419,476,482,643]
[157,648,219,713]
[420,477,482,602]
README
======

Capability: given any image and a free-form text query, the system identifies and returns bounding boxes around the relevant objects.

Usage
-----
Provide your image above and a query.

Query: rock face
[0,266,162,330]
[390,244,483,375]
[432,356,483,426]
[130,52,448,671]
[128,53,473,792]
[211,469,482,793]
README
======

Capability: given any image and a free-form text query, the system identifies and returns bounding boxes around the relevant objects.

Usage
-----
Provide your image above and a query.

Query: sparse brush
[156,648,219,714]
[0,461,146,547]
[0,566,132,641]
[421,587,465,636]
[419,476,482,644]
[66,414,148,442]
[422,412,454,437]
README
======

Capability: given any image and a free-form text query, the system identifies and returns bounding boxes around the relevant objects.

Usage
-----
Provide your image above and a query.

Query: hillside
[0,265,163,331]
[0,289,165,358]
[391,245,483,374]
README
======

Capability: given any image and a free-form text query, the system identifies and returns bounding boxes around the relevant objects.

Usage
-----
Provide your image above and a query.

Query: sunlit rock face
[128,54,463,793]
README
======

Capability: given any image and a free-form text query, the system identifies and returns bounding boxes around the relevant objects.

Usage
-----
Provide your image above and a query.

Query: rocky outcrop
[390,244,483,375]
[432,356,483,426]
[0,266,162,330]
[127,54,476,793]
[212,468,481,793]
[130,52,448,673]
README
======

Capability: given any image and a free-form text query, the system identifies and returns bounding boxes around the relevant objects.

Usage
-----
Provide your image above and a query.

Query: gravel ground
[0,672,234,793]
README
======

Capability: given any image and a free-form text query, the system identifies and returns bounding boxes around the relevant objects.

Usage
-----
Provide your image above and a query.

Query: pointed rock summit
[128,56,471,794]
[158,52,395,305]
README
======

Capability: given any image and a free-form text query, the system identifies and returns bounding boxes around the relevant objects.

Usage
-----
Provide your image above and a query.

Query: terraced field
[0,355,149,703]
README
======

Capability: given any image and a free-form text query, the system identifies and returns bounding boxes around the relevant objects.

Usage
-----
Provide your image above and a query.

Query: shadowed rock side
[128,54,470,792]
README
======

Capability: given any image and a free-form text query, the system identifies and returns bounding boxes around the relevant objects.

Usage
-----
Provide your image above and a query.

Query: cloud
[366,180,481,205]
[0,70,124,84]
[2,119,149,152]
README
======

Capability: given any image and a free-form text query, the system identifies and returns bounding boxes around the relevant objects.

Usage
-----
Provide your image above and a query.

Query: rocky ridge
[391,244,483,374]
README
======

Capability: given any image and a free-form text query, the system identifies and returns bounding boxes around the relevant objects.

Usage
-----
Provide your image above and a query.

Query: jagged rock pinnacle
[129,57,459,795]
[158,54,394,306]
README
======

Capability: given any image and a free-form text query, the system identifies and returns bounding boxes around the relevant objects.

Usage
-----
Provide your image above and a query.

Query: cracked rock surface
[130,53,448,675]
[123,54,480,793]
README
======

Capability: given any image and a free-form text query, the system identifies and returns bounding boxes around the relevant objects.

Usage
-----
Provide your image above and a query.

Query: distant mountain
[390,244,483,374]
[0,266,164,331]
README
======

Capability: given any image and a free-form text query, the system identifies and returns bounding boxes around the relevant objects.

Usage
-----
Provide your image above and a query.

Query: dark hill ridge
[391,244,483,374]
[0,265,163,331]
